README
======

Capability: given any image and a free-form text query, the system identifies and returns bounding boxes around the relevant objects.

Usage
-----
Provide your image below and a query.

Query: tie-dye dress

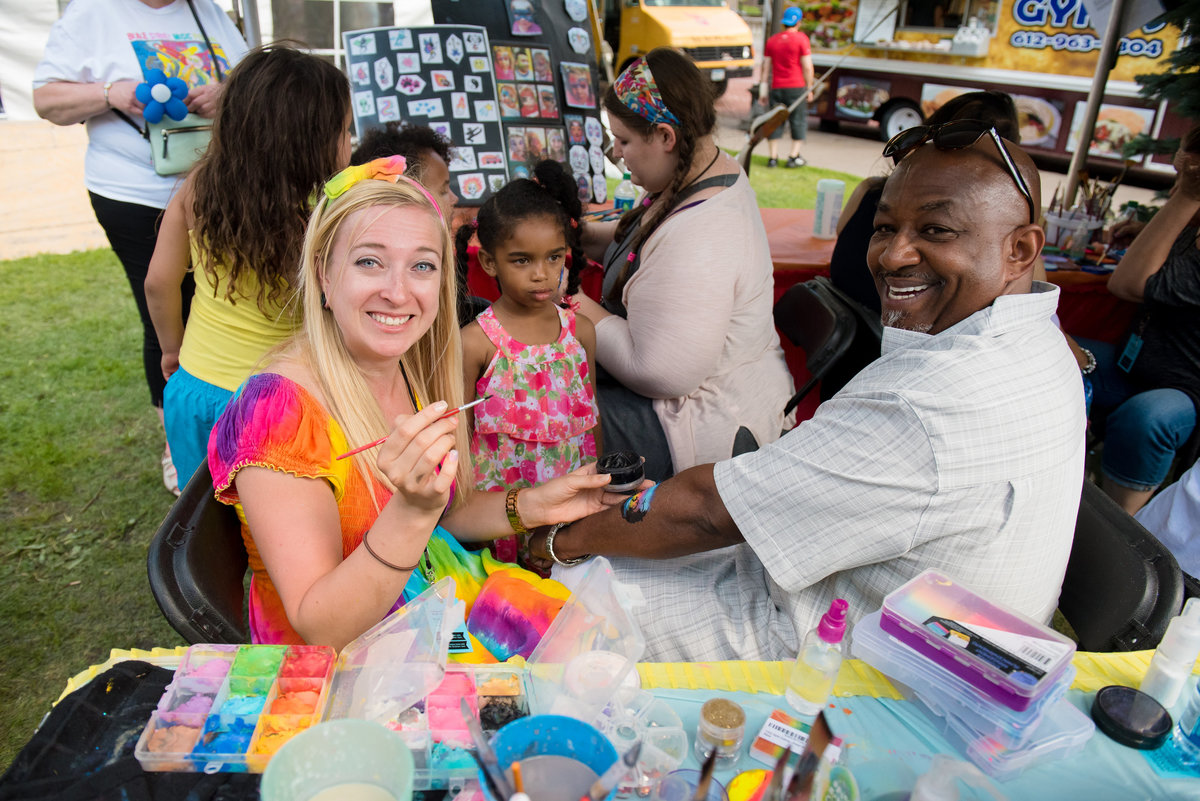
[207,372,568,660]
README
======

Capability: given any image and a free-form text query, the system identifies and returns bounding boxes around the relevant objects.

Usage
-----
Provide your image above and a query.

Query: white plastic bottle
[1140,597,1200,709]
[1173,678,1200,768]
[613,171,637,212]
[786,598,848,716]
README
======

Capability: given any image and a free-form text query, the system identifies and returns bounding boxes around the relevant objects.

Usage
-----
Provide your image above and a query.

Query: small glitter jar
[694,697,746,770]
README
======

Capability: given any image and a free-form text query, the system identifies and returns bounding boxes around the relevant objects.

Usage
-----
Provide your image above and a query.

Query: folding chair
[774,277,859,417]
[147,459,249,644]
[1057,479,1184,651]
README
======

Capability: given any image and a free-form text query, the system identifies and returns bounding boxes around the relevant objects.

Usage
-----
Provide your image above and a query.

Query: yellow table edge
[59,647,1185,705]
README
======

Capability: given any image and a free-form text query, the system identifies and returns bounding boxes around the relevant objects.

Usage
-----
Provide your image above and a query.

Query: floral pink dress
[472,305,599,487]
[471,305,599,565]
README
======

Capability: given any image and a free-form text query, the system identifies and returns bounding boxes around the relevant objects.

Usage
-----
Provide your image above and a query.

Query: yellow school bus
[591,0,755,96]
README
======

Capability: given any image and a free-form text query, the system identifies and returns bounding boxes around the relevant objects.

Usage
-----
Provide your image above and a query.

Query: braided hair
[602,47,716,304]
[454,159,585,301]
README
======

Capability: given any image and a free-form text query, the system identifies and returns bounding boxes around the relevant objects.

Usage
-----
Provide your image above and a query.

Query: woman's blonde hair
[296,178,469,507]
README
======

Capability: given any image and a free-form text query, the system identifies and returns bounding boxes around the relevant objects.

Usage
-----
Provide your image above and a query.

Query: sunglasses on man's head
[882,120,1037,225]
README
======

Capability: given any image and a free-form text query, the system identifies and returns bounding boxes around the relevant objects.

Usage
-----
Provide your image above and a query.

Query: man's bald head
[867,137,1045,334]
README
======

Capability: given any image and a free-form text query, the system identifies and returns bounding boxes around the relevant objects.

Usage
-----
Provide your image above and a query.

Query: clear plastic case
[916,691,1094,780]
[879,570,1075,711]
[852,610,1073,749]
[526,557,647,722]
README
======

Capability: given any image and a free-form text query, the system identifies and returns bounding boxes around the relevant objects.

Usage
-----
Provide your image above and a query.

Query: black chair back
[774,277,859,417]
[147,459,249,644]
[1058,479,1184,651]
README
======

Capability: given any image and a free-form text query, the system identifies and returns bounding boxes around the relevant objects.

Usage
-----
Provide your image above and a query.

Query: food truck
[590,0,756,96]
[799,0,1189,179]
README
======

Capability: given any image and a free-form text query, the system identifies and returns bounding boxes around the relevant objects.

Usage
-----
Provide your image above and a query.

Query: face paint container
[694,698,746,771]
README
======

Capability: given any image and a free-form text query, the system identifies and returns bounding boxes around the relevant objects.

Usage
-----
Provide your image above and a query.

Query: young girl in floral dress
[456,160,602,568]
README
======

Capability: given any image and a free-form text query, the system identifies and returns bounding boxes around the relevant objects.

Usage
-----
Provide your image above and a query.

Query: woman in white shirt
[33,0,248,494]
[575,48,793,480]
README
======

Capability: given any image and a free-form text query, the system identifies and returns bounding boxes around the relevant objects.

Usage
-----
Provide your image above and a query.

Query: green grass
[0,249,183,771]
[606,155,862,211]
[743,153,863,208]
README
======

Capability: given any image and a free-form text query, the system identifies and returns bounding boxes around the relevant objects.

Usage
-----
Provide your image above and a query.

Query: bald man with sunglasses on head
[532,128,1086,662]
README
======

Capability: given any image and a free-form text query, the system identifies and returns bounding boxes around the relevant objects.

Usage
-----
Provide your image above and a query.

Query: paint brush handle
[334,435,389,461]
[334,396,491,460]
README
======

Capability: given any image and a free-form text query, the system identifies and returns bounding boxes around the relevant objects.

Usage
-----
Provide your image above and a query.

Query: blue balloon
[145,68,167,85]
[143,101,165,124]
[135,82,153,105]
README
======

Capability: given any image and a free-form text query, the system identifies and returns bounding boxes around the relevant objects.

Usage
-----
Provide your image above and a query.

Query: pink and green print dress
[471,305,599,492]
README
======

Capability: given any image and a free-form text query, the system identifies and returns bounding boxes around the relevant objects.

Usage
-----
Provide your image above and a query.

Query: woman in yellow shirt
[146,45,352,488]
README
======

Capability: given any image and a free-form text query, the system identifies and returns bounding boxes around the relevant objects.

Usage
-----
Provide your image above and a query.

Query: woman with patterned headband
[573,47,793,481]
[206,161,630,652]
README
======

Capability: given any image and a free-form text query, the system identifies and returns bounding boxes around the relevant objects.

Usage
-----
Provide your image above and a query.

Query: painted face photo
[525,127,546,162]
[547,128,566,161]
[493,46,514,80]
[566,115,585,145]
[513,48,533,82]
[508,0,544,36]
[561,63,595,109]
[508,129,527,162]
[498,83,520,118]
[532,49,553,82]
[538,85,558,119]
[519,84,539,118]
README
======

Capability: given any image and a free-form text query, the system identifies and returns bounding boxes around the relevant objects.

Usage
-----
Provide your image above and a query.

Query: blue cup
[483,714,618,801]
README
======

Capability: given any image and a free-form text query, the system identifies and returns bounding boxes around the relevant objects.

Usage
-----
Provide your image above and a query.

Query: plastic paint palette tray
[385,665,533,792]
[879,570,1076,712]
[134,643,336,773]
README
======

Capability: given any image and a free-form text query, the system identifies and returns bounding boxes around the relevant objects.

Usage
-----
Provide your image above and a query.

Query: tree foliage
[1135,0,1200,120]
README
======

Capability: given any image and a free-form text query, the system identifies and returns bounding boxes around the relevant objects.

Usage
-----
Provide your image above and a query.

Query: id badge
[1118,333,1143,373]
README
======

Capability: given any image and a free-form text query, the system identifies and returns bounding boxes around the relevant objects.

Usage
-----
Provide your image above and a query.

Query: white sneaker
[162,450,180,497]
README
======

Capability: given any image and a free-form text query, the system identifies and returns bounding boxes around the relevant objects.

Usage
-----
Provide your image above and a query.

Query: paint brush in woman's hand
[334,395,491,460]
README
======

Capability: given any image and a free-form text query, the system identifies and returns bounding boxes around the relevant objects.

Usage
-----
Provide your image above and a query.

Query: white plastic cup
[1044,212,1102,253]
[813,179,845,240]
[260,719,414,801]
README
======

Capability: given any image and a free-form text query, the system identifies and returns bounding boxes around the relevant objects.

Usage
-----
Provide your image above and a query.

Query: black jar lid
[597,450,644,491]
[1091,685,1172,750]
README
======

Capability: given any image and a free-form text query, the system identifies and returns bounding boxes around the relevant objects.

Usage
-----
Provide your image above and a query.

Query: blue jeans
[1080,338,1196,490]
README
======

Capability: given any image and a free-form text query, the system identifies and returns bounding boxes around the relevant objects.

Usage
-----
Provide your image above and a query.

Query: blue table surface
[654,680,1200,801]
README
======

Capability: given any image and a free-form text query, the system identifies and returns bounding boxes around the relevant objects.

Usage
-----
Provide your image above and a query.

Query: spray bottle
[786,599,848,716]
[1140,598,1200,709]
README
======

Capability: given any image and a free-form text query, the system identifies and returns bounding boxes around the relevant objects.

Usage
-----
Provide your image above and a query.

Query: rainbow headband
[613,56,680,126]
[322,155,444,220]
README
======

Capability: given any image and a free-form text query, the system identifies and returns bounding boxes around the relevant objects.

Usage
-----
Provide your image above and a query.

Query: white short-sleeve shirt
[34,0,248,209]
[608,283,1086,661]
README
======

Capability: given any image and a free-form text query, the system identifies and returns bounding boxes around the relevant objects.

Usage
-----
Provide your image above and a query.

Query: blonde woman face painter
[320,203,446,371]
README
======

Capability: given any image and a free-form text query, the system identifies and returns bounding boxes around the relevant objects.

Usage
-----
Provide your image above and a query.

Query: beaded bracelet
[361,530,423,571]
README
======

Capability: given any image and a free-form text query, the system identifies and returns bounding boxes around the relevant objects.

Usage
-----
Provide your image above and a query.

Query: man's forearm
[541,464,743,562]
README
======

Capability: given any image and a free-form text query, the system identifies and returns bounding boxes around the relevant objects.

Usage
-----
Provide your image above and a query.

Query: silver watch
[545,521,591,567]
